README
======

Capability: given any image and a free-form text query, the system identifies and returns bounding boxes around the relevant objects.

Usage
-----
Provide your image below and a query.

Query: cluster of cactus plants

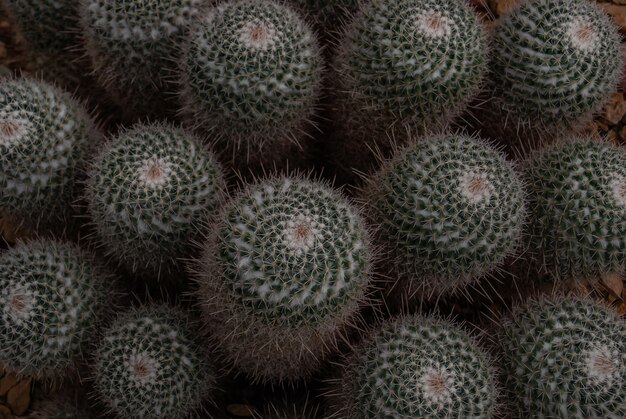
[0,0,624,416]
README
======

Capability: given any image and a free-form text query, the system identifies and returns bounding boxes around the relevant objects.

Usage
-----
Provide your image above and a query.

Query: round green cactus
[0,239,111,378]
[484,0,623,143]
[181,0,323,164]
[0,78,98,232]
[499,296,625,417]
[80,0,206,117]
[86,122,225,280]
[524,138,626,280]
[337,315,498,418]
[195,176,372,382]
[367,133,525,298]
[93,305,213,419]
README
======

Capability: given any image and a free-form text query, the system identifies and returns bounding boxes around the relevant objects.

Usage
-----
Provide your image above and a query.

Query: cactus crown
[93,305,212,419]
[87,122,225,278]
[341,315,497,418]
[492,0,622,123]
[212,176,370,327]
[337,0,487,127]
[0,239,110,377]
[0,78,94,227]
[370,133,525,296]
[525,138,626,279]
[500,296,626,417]
[182,0,322,148]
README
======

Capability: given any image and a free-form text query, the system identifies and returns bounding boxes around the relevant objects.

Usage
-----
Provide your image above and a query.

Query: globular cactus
[330,0,488,181]
[482,0,623,145]
[0,239,111,378]
[86,122,225,280]
[524,138,626,281]
[93,305,213,419]
[0,78,98,233]
[195,176,372,382]
[180,0,323,169]
[367,133,525,299]
[499,296,625,417]
[80,0,206,118]
[336,315,498,418]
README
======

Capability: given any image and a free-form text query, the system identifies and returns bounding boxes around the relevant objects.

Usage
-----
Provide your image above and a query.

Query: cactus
[0,78,98,232]
[524,138,626,281]
[0,239,111,378]
[80,0,206,117]
[367,133,525,298]
[483,0,623,144]
[499,296,625,417]
[336,315,498,418]
[86,122,225,280]
[180,0,323,168]
[93,305,213,419]
[195,176,372,382]
[28,388,93,419]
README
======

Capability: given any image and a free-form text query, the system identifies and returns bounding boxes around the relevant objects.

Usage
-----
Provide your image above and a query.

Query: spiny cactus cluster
[499,296,625,417]
[86,123,225,279]
[195,176,372,382]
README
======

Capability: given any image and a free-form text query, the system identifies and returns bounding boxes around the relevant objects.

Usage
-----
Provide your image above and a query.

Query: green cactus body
[181,0,323,164]
[196,176,372,382]
[0,78,97,231]
[86,123,225,279]
[369,133,525,298]
[485,0,623,143]
[500,296,625,417]
[525,139,626,280]
[339,315,498,418]
[0,240,110,378]
[80,0,205,117]
[93,305,213,419]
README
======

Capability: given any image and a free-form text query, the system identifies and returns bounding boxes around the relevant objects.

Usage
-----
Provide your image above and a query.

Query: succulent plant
[180,0,323,168]
[482,0,623,144]
[524,138,626,281]
[93,305,213,419]
[0,77,98,233]
[80,0,206,117]
[336,314,498,418]
[195,176,372,382]
[367,133,525,299]
[86,122,225,280]
[499,296,625,417]
[0,239,111,378]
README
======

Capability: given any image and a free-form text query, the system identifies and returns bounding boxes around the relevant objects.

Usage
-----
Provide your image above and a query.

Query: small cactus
[0,239,111,378]
[80,0,206,117]
[499,296,626,417]
[0,77,98,232]
[483,0,623,144]
[367,133,525,298]
[336,315,498,418]
[93,305,213,419]
[180,0,323,168]
[85,122,225,280]
[195,176,372,382]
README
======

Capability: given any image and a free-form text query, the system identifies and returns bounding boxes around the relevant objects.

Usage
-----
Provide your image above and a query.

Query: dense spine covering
[180,0,323,167]
[80,0,205,117]
[524,138,626,280]
[499,296,625,417]
[0,78,97,231]
[0,240,111,378]
[337,315,498,418]
[368,133,525,298]
[86,123,225,279]
[484,0,623,144]
[195,176,372,382]
[93,305,213,419]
